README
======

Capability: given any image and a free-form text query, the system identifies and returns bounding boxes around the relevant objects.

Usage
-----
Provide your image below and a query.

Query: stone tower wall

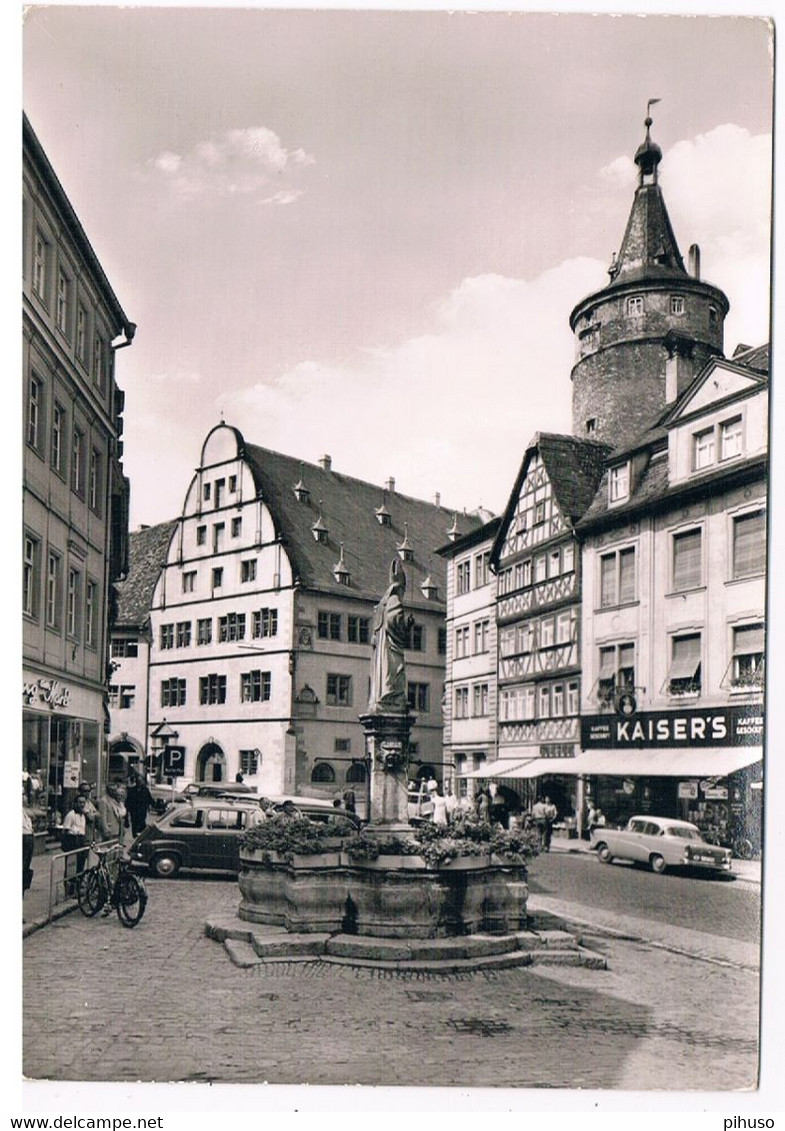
[570,279,726,448]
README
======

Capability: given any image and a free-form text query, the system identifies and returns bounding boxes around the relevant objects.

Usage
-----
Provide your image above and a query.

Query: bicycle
[700,825,755,861]
[76,844,148,928]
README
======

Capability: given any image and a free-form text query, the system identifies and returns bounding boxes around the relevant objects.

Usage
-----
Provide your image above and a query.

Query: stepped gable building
[436,515,501,799]
[468,433,610,819]
[570,112,729,452]
[574,344,767,845]
[112,423,480,812]
[23,113,136,839]
[107,520,178,778]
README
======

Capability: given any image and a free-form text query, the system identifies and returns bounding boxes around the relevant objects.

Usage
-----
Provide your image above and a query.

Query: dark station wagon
[129,795,359,878]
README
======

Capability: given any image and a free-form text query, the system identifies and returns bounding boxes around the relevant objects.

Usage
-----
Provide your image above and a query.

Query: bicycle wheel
[115,872,147,928]
[735,838,754,861]
[77,869,108,917]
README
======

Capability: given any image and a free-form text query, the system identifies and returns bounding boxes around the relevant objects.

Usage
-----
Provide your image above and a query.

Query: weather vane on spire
[646,97,661,126]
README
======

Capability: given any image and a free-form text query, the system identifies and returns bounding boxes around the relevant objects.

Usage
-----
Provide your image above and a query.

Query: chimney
[319,454,332,472]
[664,332,695,404]
[434,492,441,507]
[385,477,395,493]
[688,244,701,280]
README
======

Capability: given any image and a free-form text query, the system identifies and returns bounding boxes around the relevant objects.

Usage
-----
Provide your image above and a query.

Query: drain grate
[447,1017,512,1037]
[405,989,452,1002]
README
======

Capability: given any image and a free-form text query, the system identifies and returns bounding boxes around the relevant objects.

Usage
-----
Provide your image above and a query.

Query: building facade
[576,347,766,845]
[438,518,500,798]
[108,424,479,813]
[23,114,135,839]
[484,434,609,820]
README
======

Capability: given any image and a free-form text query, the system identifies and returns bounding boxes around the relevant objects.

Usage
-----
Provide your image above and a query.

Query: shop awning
[563,747,762,778]
[462,759,536,780]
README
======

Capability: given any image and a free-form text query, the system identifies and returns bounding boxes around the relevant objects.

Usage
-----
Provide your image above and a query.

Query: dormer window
[693,427,715,470]
[397,523,414,562]
[375,503,392,526]
[608,464,630,503]
[311,514,328,543]
[420,574,438,600]
[720,417,743,460]
[693,416,744,472]
[294,479,310,503]
[333,544,350,586]
[626,295,644,316]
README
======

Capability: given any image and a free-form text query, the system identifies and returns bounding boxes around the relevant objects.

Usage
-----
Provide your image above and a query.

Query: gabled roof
[490,433,611,565]
[239,442,482,607]
[660,353,769,428]
[732,342,769,373]
[115,520,178,627]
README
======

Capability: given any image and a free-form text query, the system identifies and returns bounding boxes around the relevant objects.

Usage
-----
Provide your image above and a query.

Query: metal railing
[44,840,122,925]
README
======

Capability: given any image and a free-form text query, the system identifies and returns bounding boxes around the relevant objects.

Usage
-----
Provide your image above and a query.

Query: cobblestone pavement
[23,878,760,1091]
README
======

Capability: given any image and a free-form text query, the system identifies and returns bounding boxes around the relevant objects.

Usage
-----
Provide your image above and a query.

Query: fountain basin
[238,848,528,938]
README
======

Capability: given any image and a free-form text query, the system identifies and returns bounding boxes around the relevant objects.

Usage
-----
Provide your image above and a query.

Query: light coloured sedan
[590,816,733,876]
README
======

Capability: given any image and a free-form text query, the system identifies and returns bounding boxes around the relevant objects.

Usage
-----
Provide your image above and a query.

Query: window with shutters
[672,528,702,591]
[666,634,702,697]
[732,510,765,580]
[599,546,636,607]
[730,623,764,689]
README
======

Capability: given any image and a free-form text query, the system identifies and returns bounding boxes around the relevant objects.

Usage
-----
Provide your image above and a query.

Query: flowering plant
[240,814,356,861]
[343,833,421,862]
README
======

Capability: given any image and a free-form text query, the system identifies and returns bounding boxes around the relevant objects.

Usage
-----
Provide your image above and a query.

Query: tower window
[670,296,685,315]
[626,295,644,316]
[585,418,597,435]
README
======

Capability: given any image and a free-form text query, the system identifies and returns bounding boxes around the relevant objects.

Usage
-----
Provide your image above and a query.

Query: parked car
[129,794,360,878]
[590,815,733,876]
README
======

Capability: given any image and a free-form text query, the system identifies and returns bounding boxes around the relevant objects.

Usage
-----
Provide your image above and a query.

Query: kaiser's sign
[581,705,763,749]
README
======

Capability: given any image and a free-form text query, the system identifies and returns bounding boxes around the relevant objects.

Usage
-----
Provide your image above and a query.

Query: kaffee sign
[581,705,763,749]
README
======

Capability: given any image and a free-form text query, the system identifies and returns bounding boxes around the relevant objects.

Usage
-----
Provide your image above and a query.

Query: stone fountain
[232,560,530,939]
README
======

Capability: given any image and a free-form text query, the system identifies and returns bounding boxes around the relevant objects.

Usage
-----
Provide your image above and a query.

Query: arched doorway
[108,737,144,783]
[196,742,226,783]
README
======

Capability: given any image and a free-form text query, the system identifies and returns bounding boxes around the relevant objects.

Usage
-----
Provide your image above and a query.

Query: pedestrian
[235,772,245,783]
[96,783,127,845]
[124,773,155,838]
[342,786,356,814]
[77,782,99,840]
[542,796,558,852]
[426,775,438,795]
[431,787,448,826]
[23,781,35,900]
[476,788,490,822]
[531,797,548,850]
[489,781,507,828]
[445,785,459,825]
[61,795,90,893]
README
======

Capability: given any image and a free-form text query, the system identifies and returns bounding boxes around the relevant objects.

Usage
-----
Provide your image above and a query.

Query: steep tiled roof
[732,343,769,373]
[537,434,614,521]
[241,443,481,608]
[115,520,177,627]
[435,515,502,558]
[578,449,670,528]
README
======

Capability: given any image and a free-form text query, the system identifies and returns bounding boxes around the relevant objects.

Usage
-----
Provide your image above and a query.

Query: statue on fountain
[368,558,414,715]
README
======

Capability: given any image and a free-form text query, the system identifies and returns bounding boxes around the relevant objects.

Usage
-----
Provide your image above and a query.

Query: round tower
[570,110,729,449]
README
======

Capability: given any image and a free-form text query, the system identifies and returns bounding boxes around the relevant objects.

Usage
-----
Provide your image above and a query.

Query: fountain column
[359,709,415,833]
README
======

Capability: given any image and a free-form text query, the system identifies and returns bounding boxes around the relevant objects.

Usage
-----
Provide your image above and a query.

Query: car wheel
[596,843,613,864]
[151,853,180,879]
[649,853,667,874]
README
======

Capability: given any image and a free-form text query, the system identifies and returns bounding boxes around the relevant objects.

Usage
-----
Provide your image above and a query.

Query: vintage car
[129,794,360,878]
[590,815,733,875]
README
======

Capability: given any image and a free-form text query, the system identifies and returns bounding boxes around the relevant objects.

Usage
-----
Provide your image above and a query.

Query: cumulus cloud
[148,126,315,200]
[219,258,607,515]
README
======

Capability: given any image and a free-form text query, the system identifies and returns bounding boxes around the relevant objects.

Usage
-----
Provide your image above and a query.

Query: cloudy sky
[22,7,774,529]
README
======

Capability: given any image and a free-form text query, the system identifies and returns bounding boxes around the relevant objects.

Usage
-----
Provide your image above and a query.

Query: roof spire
[635,98,662,184]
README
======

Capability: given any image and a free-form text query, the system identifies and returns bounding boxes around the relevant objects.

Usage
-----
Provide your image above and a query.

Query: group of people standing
[23,769,157,902]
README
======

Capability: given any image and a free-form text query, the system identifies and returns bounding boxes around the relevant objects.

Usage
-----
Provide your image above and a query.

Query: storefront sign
[539,744,576,758]
[581,705,763,749]
[63,761,81,788]
[22,678,72,710]
[678,781,699,800]
[703,786,729,800]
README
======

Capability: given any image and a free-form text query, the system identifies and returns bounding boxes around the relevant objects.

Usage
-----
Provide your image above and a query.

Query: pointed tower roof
[608,106,685,287]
